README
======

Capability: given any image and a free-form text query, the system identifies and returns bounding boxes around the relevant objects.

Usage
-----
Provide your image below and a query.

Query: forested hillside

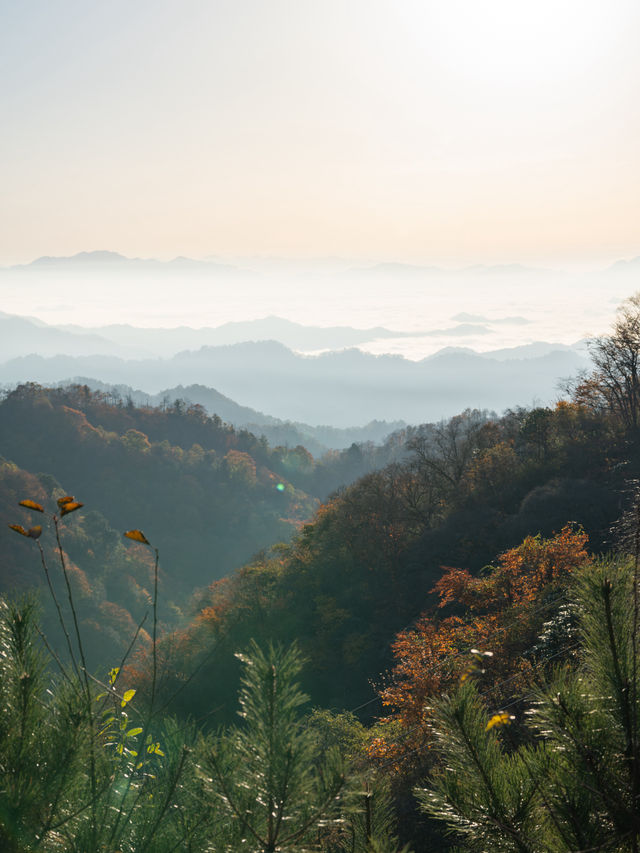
[0,459,159,666]
[151,397,623,722]
[2,297,640,850]
[0,384,319,672]
[58,376,406,455]
[0,383,406,666]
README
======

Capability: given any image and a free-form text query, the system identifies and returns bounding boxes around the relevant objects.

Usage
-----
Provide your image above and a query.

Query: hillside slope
[0,384,316,601]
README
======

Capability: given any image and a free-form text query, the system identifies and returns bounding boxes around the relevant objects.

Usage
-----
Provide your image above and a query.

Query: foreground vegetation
[2,498,639,851]
[3,501,408,852]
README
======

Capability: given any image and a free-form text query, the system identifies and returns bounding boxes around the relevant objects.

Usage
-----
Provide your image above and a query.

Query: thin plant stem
[52,516,90,691]
[151,547,159,710]
[138,745,189,853]
[52,514,98,847]
[36,539,81,680]
[108,545,172,850]
[97,610,148,717]
[35,624,74,687]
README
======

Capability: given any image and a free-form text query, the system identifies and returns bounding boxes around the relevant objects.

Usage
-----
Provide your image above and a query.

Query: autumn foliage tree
[369,525,590,765]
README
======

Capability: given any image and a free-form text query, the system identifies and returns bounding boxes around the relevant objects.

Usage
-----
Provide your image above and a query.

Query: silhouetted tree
[575,293,640,432]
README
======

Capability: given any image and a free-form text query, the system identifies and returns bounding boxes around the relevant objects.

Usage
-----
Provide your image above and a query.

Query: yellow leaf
[60,501,83,516]
[120,688,136,707]
[459,663,484,683]
[27,526,42,539]
[486,712,513,731]
[57,495,75,508]
[124,529,150,545]
[19,499,45,513]
[8,524,29,537]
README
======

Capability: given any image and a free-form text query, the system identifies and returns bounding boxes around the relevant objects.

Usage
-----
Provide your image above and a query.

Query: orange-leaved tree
[368,524,589,767]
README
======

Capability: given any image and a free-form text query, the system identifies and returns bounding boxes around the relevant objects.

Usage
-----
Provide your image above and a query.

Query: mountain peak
[29,250,130,267]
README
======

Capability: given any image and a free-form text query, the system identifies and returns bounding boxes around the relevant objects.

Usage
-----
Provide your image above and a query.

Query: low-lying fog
[2,254,631,360]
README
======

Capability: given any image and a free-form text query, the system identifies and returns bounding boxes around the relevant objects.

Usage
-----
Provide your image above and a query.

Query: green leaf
[126,727,143,738]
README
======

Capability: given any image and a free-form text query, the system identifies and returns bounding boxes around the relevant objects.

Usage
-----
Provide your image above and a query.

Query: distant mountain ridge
[607,255,640,274]
[62,315,405,355]
[4,249,639,277]
[5,250,238,275]
[0,339,590,427]
[0,314,140,360]
[0,311,550,360]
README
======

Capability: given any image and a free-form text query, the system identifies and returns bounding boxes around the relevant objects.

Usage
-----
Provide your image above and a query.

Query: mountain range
[0,301,593,428]
[5,248,640,276]
[0,310,578,362]
[0,338,589,427]
[6,250,239,275]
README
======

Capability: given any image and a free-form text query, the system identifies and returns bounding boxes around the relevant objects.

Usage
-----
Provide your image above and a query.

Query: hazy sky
[2,0,639,268]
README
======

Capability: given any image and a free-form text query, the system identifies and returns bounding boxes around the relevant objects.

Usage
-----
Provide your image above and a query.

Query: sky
[2,0,640,269]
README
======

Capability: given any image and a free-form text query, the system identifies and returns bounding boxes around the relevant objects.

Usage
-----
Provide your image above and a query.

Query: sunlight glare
[427,0,613,89]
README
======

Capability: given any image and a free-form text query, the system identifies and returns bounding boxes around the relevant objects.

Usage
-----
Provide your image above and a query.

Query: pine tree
[200,641,346,852]
[0,597,85,852]
[416,556,640,852]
